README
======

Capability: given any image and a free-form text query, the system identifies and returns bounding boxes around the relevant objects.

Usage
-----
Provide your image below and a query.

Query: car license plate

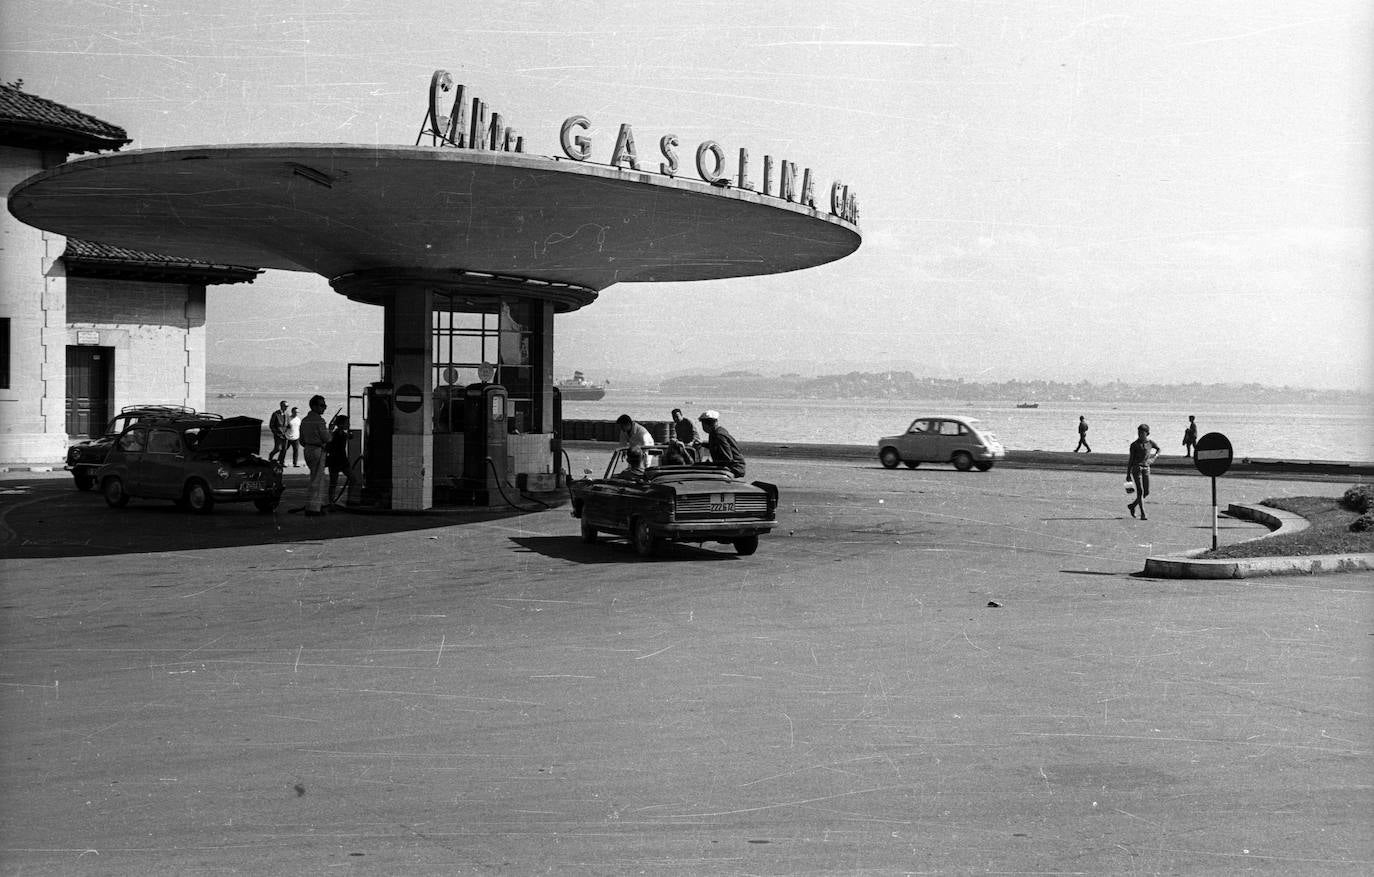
[709,493,734,513]
[238,480,262,493]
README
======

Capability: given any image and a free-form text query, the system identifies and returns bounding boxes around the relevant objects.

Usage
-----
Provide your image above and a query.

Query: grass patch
[1199,495,1374,559]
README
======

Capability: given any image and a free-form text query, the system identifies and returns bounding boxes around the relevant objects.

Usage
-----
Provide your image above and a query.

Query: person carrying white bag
[1125,423,1161,520]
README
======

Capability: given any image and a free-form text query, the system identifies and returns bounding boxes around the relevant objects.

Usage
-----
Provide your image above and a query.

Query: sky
[2,1,1370,391]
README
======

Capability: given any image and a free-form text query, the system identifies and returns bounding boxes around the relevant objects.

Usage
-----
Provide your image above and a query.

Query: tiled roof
[63,239,262,285]
[0,84,129,152]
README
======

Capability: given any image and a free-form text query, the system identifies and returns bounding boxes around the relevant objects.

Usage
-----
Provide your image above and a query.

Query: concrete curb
[1143,502,1374,579]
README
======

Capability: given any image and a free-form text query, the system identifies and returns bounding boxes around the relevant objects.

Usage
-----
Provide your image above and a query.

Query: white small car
[877,415,1005,471]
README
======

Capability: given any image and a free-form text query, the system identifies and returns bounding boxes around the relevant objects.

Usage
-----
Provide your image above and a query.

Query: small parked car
[97,411,284,513]
[877,415,1005,471]
[570,446,779,557]
[65,405,198,490]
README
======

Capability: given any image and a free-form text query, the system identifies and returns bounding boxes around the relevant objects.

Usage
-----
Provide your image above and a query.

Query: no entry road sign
[394,383,424,415]
[1193,431,1233,549]
[1193,432,1233,478]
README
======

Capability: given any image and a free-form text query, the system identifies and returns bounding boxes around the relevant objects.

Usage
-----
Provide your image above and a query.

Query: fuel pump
[362,382,393,505]
[462,382,508,505]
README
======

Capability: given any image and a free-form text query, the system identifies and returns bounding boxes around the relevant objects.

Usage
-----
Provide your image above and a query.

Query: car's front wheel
[73,470,96,491]
[631,519,658,557]
[879,448,901,469]
[103,476,130,508]
[974,461,994,472]
[733,534,759,556]
[184,480,215,514]
[952,451,974,471]
[580,516,598,543]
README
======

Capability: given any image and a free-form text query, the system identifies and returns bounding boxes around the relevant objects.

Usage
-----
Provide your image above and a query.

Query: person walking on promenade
[285,406,303,467]
[268,400,289,464]
[299,395,331,517]
[1126,423,1161,520]
[698,409,746,478]
[325,414,351,506]
[1074,415,1091,453]
[1182,415,1198,457]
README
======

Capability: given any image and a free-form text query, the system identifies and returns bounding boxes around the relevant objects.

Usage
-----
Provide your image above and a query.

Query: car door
[140,427,187,500]
[934,419,961,460]
[601,455,645,531]
[897,419,934,461]
[110,426,149,492]
[584,481,632,532]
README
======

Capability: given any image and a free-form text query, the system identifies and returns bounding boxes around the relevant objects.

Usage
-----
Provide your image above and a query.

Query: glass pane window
[148,429,183,454]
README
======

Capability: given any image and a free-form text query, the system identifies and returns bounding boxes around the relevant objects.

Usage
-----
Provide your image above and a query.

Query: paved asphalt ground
[1,452,1370,874]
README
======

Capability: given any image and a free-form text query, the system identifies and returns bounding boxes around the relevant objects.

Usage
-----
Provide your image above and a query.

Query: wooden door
[66,346,113,438]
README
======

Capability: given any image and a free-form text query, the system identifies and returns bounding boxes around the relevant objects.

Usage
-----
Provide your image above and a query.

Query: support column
[532,301,555,434]
[384,289,434,511]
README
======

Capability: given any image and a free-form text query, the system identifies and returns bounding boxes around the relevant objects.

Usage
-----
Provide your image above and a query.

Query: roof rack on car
[145,411,224,424]
[120,404,198,415]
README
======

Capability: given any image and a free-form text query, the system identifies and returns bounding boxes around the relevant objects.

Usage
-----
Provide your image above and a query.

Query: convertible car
[570,447,778,557]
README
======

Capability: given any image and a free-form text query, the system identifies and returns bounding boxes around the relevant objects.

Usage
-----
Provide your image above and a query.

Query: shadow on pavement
[0,475,557,559]
[509,534,742,563]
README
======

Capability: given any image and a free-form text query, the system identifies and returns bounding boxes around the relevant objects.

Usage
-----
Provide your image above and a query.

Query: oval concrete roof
[7,143,861,292]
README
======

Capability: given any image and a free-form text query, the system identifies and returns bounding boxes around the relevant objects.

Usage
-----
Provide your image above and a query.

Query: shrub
[1352,513,1374,533]
[1340,484,1373,514]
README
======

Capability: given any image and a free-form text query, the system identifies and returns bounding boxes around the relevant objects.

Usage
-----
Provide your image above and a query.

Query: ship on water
[557,371,607,401]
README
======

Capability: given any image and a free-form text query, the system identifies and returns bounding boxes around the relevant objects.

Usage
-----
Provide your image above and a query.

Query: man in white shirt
[615,414,653,450]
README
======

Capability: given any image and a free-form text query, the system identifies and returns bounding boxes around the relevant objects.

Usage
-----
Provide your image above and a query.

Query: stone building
[1,84,259,468]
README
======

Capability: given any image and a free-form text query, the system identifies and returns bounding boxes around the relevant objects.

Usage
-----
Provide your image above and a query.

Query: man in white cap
[698,409,746,478]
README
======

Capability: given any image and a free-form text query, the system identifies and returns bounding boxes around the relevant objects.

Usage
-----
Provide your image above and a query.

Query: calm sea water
[212,390,1373,463]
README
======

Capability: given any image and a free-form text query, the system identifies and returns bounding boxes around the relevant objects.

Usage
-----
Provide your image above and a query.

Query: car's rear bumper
[654,519,777,539]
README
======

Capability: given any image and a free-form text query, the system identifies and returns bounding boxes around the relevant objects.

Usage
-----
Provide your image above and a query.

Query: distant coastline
[207,364,1369,408]
[657,370,1368,407]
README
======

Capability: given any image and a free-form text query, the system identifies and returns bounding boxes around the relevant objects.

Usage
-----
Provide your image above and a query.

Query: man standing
[1182,415,1198,457]
[1126,423,1161,520]
[698,410,746,478]
[1074,415,1091,453]
[268,400,289,464]
[299,395,331,517]
[615,414,654,450]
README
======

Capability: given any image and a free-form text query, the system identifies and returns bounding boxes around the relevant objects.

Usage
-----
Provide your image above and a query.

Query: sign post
[1193,432,1234,550]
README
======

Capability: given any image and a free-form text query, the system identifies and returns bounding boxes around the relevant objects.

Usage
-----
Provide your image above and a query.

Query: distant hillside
[212,360,1368,406]
[659,370,1371,406]
[209,360,378,393]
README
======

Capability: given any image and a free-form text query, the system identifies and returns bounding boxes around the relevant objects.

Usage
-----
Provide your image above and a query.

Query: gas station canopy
[8,143,862,306]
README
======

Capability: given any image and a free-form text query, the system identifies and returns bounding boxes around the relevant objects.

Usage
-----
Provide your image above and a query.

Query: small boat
[1015,402,1039,409]
[557,371,607,401]
[216,392,237,398]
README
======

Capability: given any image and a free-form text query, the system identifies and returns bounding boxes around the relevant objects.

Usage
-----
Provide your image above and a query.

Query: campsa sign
[420,70,859,225]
